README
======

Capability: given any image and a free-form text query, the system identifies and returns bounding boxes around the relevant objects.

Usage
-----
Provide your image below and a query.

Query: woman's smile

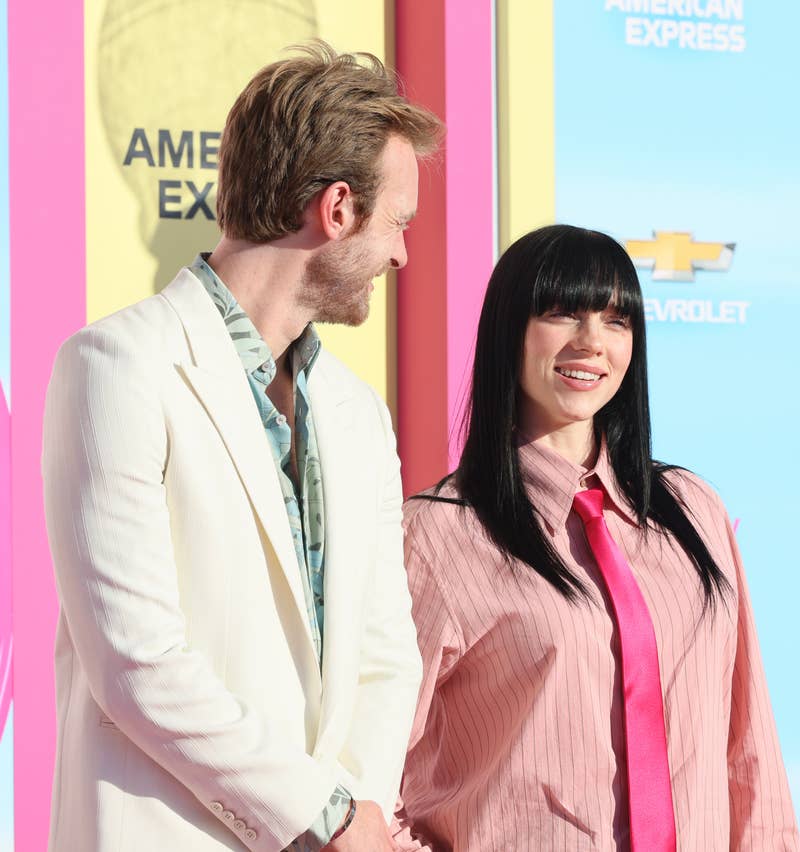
[518,308,633,439]
[554,363,606,389]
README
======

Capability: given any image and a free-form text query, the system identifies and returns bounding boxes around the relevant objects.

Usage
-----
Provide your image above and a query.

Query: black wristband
[329,797,356,842]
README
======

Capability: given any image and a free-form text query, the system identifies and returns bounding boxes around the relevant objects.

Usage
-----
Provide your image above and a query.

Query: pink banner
[397,0,495,494]
[9,0,86,847]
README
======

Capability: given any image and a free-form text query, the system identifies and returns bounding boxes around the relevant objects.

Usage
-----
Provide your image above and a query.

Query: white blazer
[42,270,422,852]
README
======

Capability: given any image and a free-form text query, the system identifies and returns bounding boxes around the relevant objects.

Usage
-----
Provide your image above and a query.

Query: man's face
[302,135,419,326]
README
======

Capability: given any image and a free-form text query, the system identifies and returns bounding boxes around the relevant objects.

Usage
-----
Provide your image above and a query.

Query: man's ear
[317,181,357,241]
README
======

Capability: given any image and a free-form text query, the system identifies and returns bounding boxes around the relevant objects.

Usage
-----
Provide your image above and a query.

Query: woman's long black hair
[443,224,730,608]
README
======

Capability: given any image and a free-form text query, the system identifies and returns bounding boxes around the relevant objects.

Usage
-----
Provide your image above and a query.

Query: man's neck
[207,235,315,362]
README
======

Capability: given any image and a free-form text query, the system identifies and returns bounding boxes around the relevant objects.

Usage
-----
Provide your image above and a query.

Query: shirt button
[210,801,223,813]
[233,819,246,831]
[275,414,287,426]
[244,828,257,841]
[222,810,235,822]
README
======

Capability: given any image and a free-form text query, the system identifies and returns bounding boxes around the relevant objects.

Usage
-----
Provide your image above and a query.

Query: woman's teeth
[556,368,600,381]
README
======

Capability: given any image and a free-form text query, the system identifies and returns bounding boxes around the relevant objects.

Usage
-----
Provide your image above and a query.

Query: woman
[392,226,798,851]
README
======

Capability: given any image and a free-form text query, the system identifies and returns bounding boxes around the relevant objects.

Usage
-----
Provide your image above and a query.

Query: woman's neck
[520,420,599,469]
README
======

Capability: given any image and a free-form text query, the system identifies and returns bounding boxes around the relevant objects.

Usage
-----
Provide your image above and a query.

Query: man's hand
[323,800,395,851]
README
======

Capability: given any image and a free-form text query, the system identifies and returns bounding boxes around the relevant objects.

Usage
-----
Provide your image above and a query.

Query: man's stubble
[300,232,387,327]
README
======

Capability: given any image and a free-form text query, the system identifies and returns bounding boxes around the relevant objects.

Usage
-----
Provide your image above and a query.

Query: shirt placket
[295,370,325,648]
[248,368,323,663]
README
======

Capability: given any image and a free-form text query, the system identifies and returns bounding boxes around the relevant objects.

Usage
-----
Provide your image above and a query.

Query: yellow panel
[497,0,556,251]
[85,0,390,400]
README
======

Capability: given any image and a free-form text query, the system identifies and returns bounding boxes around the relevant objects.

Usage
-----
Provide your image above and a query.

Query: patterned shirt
[190,255,351,851]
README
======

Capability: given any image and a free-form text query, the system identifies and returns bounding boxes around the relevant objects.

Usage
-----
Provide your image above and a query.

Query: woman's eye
[607,315,630,328]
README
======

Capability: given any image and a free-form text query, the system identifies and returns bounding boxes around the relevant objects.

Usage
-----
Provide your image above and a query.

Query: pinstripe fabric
[393,440,798,852]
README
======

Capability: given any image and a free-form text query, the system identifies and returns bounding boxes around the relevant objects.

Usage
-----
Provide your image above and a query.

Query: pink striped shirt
[392,440,798,851]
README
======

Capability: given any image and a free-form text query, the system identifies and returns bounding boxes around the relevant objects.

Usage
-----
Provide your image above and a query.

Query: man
[42,43,442,852]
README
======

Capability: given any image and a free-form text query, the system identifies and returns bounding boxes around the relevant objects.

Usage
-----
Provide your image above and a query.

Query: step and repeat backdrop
[1,0,797,848]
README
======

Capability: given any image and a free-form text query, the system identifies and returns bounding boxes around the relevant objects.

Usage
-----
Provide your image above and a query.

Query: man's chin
[315,300,370,327]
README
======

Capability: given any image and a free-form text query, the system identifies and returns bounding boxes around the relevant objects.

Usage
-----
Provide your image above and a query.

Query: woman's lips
[554,366,605,389]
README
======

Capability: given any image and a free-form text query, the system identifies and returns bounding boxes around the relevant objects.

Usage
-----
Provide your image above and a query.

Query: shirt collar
[189,253,321,381]
[517,435,639,532]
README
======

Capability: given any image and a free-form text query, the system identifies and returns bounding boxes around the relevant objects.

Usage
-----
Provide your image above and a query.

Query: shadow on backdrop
[97,0,317,293]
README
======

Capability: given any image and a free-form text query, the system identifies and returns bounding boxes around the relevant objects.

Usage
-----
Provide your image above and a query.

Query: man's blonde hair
[217,41,443,241]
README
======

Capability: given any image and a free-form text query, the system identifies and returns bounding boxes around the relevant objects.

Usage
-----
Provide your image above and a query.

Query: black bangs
[528,227,642,319]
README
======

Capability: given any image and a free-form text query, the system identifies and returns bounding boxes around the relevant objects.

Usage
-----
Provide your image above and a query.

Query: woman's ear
[317,181,357,240]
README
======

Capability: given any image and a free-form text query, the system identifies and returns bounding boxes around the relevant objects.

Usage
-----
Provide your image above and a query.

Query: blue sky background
[555,0,800,813]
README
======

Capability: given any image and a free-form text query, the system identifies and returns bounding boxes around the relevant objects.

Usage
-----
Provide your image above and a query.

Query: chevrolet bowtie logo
[625,231,735,282]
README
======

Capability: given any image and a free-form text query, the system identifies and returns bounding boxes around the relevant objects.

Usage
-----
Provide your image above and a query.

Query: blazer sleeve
[42,326,339,852]
[723,510,800,850]
[333,389,424,820]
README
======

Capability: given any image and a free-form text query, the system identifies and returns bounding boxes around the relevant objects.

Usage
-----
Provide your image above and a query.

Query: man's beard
[300,236,384,327]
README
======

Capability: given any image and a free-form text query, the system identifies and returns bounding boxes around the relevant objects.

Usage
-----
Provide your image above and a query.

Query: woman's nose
[573,316,603,352]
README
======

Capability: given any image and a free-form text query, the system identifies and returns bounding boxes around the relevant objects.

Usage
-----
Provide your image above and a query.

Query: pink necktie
[573,488,676,852]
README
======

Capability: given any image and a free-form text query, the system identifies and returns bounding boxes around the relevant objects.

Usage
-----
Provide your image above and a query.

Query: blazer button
[244,828,257,841]
[210,801,223,814]
[233,819,246,831]
[222,810,235,822]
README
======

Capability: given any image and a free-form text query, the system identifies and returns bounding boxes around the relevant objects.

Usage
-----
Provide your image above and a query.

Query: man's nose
[390,234,408,270]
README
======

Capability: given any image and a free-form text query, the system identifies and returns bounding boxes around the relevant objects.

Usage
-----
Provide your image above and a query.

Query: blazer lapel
[309,361,372,754]
[161,270,316,656]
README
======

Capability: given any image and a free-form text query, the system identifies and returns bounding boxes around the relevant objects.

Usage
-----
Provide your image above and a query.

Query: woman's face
[518,306,634,439]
